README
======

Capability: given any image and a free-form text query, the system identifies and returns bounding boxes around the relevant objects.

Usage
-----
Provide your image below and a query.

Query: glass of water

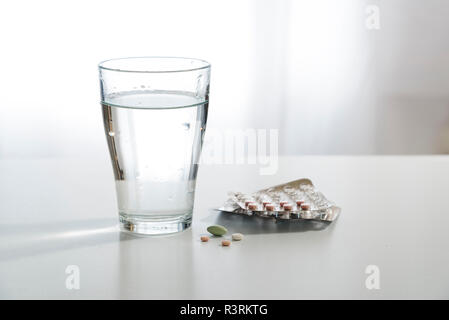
[99,57,210,235]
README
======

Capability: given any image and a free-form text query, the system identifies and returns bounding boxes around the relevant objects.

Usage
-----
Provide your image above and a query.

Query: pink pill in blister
[279,201,288,208]
[248,203,258,210]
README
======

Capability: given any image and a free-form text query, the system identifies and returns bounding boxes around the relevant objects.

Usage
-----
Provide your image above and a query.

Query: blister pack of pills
[218,179,340,222]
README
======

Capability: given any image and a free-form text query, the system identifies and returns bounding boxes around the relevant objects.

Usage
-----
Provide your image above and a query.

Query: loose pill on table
[232,233,244,241]
[200,236,209,242]
[207,225,228,236]
[222,240,231,246]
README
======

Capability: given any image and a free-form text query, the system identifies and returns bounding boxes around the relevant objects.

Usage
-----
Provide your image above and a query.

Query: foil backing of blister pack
[218,179,340,222]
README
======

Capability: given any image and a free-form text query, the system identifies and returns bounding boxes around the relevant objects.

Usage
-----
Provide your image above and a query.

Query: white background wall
[1,0,449,159]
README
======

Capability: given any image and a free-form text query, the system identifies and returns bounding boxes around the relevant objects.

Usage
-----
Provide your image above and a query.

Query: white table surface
[1,155,448,299]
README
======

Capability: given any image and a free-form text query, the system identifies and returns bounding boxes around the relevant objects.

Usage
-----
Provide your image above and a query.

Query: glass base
[119,213,192,235]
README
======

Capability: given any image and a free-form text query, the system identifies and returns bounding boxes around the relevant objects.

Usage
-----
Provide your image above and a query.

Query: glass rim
[98,56,211,74]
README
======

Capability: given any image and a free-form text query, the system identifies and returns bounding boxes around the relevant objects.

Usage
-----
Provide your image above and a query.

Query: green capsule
[207,225,228,236]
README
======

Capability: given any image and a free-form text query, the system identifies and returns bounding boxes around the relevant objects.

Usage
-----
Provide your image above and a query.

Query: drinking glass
[99,57,210,235]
